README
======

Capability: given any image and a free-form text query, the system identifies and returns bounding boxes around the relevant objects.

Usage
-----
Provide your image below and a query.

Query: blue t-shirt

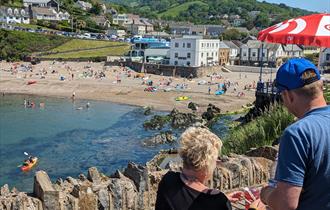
[275,105,330,210]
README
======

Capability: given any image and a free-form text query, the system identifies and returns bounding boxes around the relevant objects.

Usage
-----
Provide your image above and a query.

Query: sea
[0,94,232,192]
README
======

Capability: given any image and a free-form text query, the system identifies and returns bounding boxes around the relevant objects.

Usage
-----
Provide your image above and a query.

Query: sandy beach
[0,61,279,112]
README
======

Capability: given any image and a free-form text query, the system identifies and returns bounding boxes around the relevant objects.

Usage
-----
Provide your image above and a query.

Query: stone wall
[0,149,275,210]
[105,61,224,78]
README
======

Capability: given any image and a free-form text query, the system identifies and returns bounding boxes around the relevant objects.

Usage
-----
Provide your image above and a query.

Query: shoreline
[0,61,274,113]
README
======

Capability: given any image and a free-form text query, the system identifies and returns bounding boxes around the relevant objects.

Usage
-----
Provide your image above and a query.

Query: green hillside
[158,1,208,18]
[0,29,69,61]
[42,39,130,59]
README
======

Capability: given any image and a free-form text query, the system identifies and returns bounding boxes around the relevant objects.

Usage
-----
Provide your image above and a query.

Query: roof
[0,6,29,17]
[282,44,302,52]
[223,40,239,49]
[31,7,56,16]
[246,40,281,51]
[219,41,230,49]
[23,0,55,4]
[231,40,243,47]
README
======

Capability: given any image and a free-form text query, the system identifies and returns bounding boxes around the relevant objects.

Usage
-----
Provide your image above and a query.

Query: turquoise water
[0,94,175,192]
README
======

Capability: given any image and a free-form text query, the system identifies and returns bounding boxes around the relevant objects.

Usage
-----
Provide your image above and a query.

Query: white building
[0,7,30,24]
[320,48,330,68]
[170,36,220,67]
[31,7,69,21]
[74,1,92,11]
[23,0,59,10]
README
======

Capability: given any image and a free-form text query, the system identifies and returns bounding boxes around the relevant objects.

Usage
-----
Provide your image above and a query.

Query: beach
[1,61,277,112]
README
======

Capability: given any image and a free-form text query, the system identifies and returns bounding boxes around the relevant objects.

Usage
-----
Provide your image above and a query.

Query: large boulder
[87,167,102,184]
[142,131,176,146]
[202,103,221,121]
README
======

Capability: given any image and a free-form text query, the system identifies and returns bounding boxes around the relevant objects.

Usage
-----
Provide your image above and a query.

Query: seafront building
[169,36,220,67]
[0,6,30,24]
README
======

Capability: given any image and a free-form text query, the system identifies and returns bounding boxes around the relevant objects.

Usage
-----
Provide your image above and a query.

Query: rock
[143,106,153,115]
[124,162,148,191]
[78,190,98,210]
[143,115,170,130]
[245,146,279,161]
[34,170,55,202]
[0,184,10,196]
[66,176,79,186]
[87,167,101,184]
[202,103,221,121]
[98,188,110,209]
[188,102,199,112]
[78,173,87,181]
[142,131,176,146]
[108,174,138,210]
[171,112,203,129]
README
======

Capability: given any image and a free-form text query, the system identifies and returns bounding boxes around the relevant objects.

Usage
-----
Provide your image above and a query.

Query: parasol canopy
[258,13,330,47]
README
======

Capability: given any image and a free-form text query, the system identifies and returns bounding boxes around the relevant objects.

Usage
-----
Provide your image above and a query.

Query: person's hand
[226,191,244,202]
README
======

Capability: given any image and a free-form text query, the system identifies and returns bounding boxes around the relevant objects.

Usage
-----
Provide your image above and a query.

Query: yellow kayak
[175,96,190,101]
[21,157,38,172]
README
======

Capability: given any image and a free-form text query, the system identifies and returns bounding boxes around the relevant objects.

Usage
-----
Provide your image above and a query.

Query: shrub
[222,104,295,155]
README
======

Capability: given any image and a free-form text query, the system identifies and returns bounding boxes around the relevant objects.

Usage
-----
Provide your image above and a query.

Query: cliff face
[0,148,275,210]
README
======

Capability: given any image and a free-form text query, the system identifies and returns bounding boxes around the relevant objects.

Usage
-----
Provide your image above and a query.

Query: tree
[255,13,270,28]
[222,29,245,40]
[90,3,102,15]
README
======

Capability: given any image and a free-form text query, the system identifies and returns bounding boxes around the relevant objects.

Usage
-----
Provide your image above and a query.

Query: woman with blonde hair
[155,127,232,210]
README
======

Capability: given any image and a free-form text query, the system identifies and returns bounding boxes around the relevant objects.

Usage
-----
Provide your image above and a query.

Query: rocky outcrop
[142,131,177,146]
[1,149,273,210]
[202,103,222,121]
[245,146,278,161]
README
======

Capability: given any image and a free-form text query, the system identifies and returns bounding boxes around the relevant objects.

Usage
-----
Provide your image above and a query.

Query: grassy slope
[157,1,208,18]
[42,39,131,58]
[325,83,330,103]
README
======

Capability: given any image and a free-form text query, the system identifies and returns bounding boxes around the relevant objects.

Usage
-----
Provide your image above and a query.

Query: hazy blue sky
[258,0,330,12]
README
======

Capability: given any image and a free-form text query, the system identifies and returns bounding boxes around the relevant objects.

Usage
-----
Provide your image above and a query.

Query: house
[30,7,69,21]
[222,40,240,65]
[232,18,246,27]
[205,25,226,37]
[91,16,111,29]
[299,46,319,55]
[23,0,59,10]
[125,18,153,35]
[240,40,284,67]
[169,36,220,67]
[107,29,126,38]
[241,35,257,44]
[112,13,129,25]
[319,48,330,69]
[74,1,92,11]
[218,42,230,65]
[0,6,30,24]
[282,44,303,57]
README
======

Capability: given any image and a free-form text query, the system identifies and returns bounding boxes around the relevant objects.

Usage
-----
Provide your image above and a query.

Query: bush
[222,104,295,155]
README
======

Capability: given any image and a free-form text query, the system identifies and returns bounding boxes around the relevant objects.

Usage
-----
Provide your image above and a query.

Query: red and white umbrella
[258,13,330,47]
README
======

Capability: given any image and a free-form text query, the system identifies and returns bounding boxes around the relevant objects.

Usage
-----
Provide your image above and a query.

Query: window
[175,53,178,58]
[202,43,204,48]
[243,52,247,56]
[187,61,190,66]
[183,43,185,48]
[201,53,203,57]
[326,54,330,61]
[187,43,191,48]
[215,52,217,56]
[262,52,265,57]
[207,52,209,57]
[212,43,214,47]
[212,52,214,56]
[187,53,191,58]
[174,61,178,65]
[252,52,256,57]
[175,43,179,48]
[207,43,209,47]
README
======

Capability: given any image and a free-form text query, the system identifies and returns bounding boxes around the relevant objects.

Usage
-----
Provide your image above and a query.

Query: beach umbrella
[258,13,330,47]
[256,14,330,84]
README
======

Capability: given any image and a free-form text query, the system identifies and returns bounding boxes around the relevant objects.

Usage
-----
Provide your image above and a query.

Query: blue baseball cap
[275,58,321,93]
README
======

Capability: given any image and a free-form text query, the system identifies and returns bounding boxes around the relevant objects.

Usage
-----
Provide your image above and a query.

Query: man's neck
[298,97,327,118]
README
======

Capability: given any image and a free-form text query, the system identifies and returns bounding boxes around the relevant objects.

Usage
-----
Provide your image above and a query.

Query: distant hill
[105,0,313,28]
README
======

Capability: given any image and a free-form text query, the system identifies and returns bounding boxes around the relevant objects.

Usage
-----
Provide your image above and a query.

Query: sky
[258,0,330,13]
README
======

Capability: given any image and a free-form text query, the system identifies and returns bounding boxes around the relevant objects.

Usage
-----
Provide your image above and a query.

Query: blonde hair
[179,127,222,172]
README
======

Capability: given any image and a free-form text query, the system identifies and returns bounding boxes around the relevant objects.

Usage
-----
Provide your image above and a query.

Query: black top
[155,171,232,210]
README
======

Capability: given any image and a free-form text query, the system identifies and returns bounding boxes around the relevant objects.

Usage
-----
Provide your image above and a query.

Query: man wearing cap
[260,58,330,210]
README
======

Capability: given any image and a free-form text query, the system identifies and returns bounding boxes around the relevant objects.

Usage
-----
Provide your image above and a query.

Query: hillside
[41,39,130,59]
[106,0,313,28]
[157,1,208,18]
[0,29,69,61]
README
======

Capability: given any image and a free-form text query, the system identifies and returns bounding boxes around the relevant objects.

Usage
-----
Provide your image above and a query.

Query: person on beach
[260,58,330,210]
[208,86,211,95]
[155,127,232,210]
